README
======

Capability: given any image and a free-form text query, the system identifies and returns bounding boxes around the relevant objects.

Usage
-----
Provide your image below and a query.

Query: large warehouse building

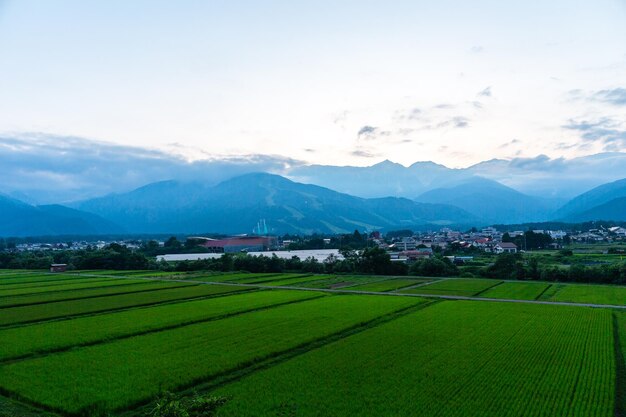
[190,236,278,253]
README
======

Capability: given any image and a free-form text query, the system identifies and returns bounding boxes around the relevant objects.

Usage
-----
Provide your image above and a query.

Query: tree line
[1,244,624,285]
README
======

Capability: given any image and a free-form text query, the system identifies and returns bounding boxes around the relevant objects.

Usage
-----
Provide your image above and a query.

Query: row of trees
[1,244,625,285]
[0,243,150,270]
[482,253,626,284]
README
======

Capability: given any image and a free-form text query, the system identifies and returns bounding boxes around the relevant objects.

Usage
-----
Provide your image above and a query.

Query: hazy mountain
[556,178,626,221]
[415,178,565,224]
[290,153,626,201]
[288,160,475,198]
[466,153,626,199]
[75,173,479,234]
[0,194,122,237]
[5,134,626,204]
[564,197,626,222]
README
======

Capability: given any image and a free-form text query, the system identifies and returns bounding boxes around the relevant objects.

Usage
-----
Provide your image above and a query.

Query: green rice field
[0,280,190,309]
[399,278,502,296]
[347,277,430,292]
[0,270,624,417]
[541,283,626,305]
[215,301,615,417]
[478,281,551,300]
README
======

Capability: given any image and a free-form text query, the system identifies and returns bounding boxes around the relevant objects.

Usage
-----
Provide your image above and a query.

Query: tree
[358,247,394,275]
[165,237,183,251]
[483,253,525,280]
[410,257,458,277]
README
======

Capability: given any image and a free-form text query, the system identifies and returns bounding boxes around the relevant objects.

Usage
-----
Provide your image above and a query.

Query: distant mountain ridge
[4,172,626,238]
[289,160,475,199]
[555,178,626,222]
[564,197,626,222]
[0,194,122,237]
[289,153,626,201]
[74,173,479,234]
[415,177,565,224]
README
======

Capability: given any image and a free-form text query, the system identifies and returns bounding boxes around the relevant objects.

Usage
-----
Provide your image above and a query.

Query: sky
[0,0,626,168]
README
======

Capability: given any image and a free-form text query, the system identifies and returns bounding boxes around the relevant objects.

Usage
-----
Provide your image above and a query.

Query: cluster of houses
[10,240,142,252]
[374,227,520,256]
[568,227,626,243]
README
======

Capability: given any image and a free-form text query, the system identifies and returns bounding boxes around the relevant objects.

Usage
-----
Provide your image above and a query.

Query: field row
[214,301,616,417]
[4,269,626,306]
[0,283,247,327]
[0,294,425,414]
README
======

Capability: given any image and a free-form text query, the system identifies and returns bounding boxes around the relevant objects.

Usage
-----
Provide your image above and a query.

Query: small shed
[50,263,68,273]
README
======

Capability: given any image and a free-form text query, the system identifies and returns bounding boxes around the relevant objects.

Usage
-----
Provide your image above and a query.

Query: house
[50,263,68,273]
[494,242,517,254]
[395,237,417,251]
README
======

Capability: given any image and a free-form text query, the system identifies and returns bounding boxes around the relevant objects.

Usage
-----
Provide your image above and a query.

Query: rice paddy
[0,269,623,417]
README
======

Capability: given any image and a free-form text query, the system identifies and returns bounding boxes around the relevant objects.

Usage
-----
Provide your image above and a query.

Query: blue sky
[0,0,625,167]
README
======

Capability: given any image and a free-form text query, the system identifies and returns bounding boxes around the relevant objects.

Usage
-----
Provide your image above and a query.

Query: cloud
[351,149,379,158]
[477,86,492,97]
[357,125,378,136]
[467,152,626,198]
[563,118,626,150]
[591,88,626,106]
[332,110,349,128]
[437,116,469,129]
[507,154,565,170]
[0,133,301,204]
[357,126,391,142]
[498,139,521,149]
[568,87,626,106]
[393,108,422,122]
[470,46,484,53]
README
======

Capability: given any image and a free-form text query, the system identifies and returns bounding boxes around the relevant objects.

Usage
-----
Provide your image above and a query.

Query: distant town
[4,223,625,262]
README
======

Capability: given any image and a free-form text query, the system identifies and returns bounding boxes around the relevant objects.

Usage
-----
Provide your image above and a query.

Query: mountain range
[415,177,566,224]
[4,133,626,205]
[0,194,121,237]
[72,173,478,235]
[1,170,626,237]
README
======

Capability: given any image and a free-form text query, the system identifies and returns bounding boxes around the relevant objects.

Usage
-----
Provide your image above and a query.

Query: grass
[0,290,323,362]
[0,284,247,327]
[296,275,387,289]
[0,269,46,282]
[615,311,626,417]
[0,274,91,286]
[214,301,615,417]
[0,294,426,414]
[0,278,142,297]
[0,281,189,309]
[256,275,330,286]
[0,276,122,291]
[542,283,626,306]
[478,282,551,300]
[347,278,431,292]
[400,278,501,297]
[189,273,281,283]
[226,274,300,284]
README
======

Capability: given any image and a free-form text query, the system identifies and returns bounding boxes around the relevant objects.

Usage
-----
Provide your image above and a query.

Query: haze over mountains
[3,135,626,205]
[0,194,121,237]
[72,173,477,235]
[1,169,625,237]
[2,134,626,236]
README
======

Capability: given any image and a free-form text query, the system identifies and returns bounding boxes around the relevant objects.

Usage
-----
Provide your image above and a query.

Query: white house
[494,242,518,254]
